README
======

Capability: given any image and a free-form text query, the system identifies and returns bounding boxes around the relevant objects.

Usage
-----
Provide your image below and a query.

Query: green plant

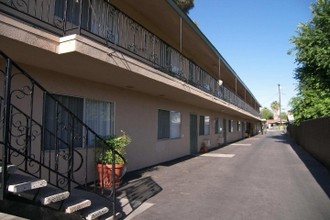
[97,131,131,164]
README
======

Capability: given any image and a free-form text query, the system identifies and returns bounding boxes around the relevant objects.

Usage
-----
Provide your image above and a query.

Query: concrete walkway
[122,131,330,220]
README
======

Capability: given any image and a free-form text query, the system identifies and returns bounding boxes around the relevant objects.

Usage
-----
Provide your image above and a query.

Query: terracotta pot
[97,163,124,188]
[199,146,208,153]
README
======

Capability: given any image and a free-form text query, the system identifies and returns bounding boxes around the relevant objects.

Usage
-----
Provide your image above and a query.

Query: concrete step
[38,187,70,205]
[70,189,116,219]
[84,207,109,220]
[64,199,91,214]
[104,212,122,220]
[7,173,47,193]
[0,162,17,174]
[4,172,117,220]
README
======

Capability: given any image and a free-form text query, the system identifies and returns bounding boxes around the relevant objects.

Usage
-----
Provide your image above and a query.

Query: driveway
[121,131,330,220]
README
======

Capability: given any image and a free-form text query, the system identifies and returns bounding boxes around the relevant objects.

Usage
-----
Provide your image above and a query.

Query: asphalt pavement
[121,130,330,220]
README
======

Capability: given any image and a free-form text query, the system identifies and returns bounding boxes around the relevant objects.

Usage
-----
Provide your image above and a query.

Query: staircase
[0,51,126,219]
[2,163,121,219]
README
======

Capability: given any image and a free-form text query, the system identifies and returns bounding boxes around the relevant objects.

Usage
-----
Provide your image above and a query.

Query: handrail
[0,0,260,117]
[0,51,123,213]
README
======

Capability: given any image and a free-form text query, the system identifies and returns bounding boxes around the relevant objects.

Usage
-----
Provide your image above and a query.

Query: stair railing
[0,51,125,215]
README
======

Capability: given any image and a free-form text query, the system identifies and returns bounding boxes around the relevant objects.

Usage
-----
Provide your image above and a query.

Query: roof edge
[166,0,261,107]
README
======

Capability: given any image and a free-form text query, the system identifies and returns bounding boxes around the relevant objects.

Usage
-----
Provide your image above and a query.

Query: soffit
[112,1,218,76]
[111,0,246,101]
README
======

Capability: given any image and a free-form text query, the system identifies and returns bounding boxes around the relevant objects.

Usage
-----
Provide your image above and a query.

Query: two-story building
[0,0,261,172]
[1,0,262,218]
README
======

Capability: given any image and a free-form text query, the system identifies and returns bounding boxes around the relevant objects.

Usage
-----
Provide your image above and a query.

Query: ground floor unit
[8,63,260,172]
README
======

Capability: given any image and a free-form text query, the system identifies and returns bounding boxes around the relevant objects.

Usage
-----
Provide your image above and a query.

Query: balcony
[0,0,260,117]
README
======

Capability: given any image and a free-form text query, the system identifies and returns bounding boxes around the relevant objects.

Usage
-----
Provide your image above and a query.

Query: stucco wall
[19,66,251,172]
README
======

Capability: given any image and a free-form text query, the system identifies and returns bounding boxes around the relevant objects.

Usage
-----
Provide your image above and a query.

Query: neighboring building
[0,0,261,173]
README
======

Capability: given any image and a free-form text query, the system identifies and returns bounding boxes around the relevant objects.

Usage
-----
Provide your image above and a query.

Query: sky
[188,0,315,112]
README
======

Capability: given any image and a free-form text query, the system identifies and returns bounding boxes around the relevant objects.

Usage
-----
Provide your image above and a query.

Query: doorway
[223,118,227,144]
[190,114,198,154]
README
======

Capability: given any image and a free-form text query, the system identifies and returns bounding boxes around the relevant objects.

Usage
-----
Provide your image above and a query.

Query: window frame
[157,109,182,140]
[215,117,223,134]
[229,119,234,133]
[44,93,114,150]
[199,115,210,136]
[237,121,241,132]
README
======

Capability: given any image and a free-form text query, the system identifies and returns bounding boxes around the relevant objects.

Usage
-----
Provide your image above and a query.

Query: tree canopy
[260,107,274,119]
[174,0,194,14]
[270,100,280,118]
[289,0,330,124]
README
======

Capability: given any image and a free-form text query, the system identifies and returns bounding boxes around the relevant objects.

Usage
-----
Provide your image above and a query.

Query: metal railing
[0,51,124,215]
[0,0,259,117]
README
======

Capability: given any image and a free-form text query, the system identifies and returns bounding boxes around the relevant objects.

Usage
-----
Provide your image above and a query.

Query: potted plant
[97,130,131,188]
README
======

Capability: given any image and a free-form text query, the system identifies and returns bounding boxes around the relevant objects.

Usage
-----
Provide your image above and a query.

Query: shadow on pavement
[270,133,330,198]
[117,176,162,219]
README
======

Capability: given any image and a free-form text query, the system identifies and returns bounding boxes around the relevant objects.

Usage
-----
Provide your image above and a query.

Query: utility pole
[278,84,282,126]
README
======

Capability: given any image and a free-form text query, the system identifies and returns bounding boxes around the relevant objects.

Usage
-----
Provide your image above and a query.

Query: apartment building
[0,0,261,172]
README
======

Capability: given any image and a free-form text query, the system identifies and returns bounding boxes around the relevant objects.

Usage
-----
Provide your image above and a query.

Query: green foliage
[289,0,330,124]
[97,131,131,164]
[271,101,280,112]
[289,88,330,124]
[279,112,288,120]
[260,107,274,119]
[174,0,194,14]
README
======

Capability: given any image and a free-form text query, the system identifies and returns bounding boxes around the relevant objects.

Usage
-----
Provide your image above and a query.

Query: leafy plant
[289,0,330,124]
[97,131,131,164]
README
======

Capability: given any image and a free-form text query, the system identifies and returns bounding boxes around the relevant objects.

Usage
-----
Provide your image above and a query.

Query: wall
[20,66,251,172]
[288,117,330,170]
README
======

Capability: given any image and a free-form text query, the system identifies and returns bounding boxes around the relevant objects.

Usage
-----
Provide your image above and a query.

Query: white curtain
[170,111,181,139]
[204,116,210,135]
[84,99,113,146]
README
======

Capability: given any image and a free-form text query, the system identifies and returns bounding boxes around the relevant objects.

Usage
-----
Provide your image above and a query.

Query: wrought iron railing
[0,0,259,117]
[0,51,125,215]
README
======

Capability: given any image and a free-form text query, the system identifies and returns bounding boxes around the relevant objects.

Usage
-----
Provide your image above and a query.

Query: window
[229,119,234,133]
[237,121,241,131]
[44,94,114,149]
[215,117,223,134]
[199,115,210,135]
[85,99,114,145]
[158,109,181,139]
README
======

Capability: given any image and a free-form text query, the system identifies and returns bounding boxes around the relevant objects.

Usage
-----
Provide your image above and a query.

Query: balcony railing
[1,0,260,117]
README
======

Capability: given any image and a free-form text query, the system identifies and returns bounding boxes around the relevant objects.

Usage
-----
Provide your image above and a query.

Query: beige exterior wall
[1,13,261,175]
[18,66,255,172]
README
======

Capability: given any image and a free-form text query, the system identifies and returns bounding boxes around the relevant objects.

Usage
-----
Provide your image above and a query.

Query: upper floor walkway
[0,0,260,117]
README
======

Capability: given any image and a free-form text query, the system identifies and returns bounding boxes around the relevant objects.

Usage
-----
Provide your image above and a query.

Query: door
[223,118,227,144]
[190,114,198,154]
[242,122,246,138]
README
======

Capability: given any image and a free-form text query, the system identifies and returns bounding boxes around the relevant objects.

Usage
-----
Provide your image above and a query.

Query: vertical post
[78,0,83,34]
[179,17,182,53]
[63,0,68,35]
[1,58,12,200]
[278,84,282,127]
[111,147,116,219]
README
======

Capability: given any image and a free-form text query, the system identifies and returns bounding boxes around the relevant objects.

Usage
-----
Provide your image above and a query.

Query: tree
[174,0,194,14]
[271,101,280,118]
[289,0,330,124]
[279,112,288,120]
[260,107,274,119]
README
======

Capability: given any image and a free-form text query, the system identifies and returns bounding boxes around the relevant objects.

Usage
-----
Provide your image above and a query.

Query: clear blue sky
[188,0,315,112]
